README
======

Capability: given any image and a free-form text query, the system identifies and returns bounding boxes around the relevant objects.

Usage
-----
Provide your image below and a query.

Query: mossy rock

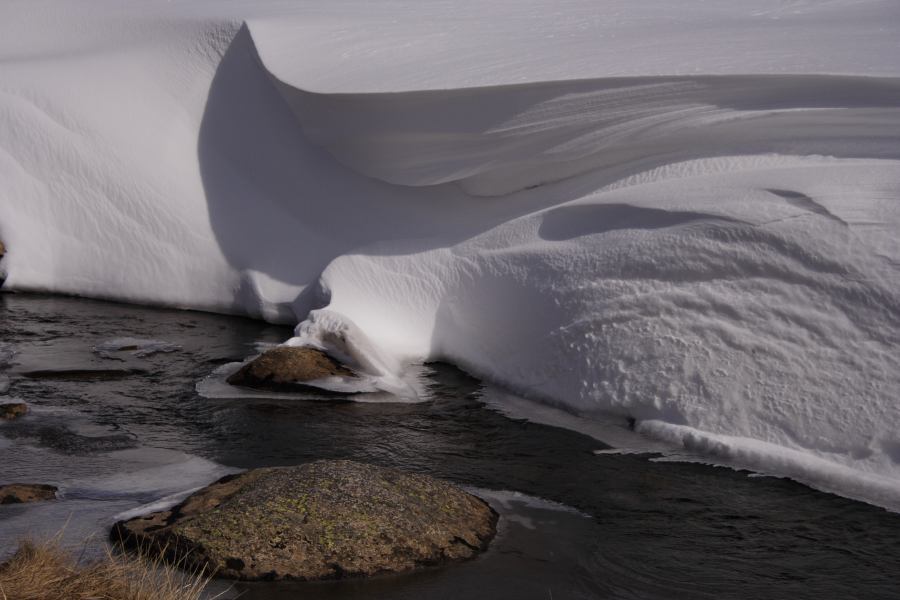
[111,460,497,581]
[226,347,355,393]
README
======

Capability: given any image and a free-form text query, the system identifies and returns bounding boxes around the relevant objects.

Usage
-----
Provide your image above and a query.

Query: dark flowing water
[2,293,900,600]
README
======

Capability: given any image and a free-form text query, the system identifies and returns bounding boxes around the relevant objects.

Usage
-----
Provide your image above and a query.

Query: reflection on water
[2,293,900,600]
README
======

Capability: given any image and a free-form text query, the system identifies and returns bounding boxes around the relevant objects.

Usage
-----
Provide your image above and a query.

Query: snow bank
[2,0,900,508]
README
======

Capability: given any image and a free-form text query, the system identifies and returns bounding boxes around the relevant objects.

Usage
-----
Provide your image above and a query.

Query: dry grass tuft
[0,536,214,600]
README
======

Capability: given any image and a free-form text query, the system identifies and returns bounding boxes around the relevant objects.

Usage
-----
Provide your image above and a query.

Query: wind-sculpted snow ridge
[1,0,900,509]
[274,74,900,196]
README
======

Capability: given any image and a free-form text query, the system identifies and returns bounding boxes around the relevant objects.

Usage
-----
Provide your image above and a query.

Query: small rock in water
[226,346,356,393]
[0,402,27,420]
[0,483,57,504]
[112,459,497,581]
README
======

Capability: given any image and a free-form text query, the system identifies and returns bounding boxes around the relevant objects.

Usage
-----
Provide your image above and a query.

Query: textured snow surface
[2,0,900,508]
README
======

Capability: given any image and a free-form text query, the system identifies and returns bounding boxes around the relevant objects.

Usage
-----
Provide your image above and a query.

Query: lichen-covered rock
[0,402,27,420]
[111,460,497,581]
[226,346,355,392]
[0,483,57,504]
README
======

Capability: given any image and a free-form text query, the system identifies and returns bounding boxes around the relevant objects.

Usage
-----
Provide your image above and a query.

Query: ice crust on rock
[2,0,900,508]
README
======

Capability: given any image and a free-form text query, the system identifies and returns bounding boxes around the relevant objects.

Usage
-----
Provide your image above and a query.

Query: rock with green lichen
[110,460,497,581]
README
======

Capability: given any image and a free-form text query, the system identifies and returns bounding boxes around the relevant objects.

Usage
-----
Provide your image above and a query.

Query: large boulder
[112,460,497,581]
[0,483,57,504]
[0,402,27,420]
[226,346,355,392]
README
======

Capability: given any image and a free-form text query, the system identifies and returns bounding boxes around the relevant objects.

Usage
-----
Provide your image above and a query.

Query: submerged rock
[112,460,497,581]
[0,422,136,454]
[21,367,148,380]
[0,483,57,504]
[0,402,27,420]
[226,346,355,392]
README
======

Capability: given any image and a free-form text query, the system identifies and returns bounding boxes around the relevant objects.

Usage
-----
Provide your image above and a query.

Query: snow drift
[2,0,900,508]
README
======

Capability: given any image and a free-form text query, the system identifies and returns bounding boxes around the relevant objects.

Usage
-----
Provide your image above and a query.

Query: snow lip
[642,421,900,514]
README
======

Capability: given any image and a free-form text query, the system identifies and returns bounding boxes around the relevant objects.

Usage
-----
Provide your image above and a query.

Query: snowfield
[1,0,900,508]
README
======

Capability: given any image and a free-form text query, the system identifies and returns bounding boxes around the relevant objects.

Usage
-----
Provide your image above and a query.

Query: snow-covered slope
[2,0,900,508]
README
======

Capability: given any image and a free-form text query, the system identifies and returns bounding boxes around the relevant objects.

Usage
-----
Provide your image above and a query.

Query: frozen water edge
[643,422,900,514]
[489,383,900,513]
[481,386,674,455]
[0,442,237,560]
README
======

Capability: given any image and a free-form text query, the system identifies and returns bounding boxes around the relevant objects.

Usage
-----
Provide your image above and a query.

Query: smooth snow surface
[2,0,900,508]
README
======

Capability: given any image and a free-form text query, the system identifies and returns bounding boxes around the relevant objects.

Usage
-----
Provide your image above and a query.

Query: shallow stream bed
[2,293,899,599]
